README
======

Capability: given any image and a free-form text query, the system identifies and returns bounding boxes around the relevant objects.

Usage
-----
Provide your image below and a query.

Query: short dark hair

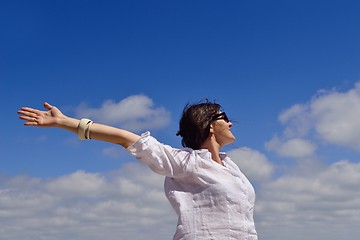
[176,100,222,149]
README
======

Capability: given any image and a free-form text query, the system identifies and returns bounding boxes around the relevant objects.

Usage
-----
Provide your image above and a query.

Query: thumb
[43,102,53,110]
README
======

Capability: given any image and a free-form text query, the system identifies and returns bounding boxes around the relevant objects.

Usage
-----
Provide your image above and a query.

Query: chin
[225,137,235,146]
[230,134,236,141]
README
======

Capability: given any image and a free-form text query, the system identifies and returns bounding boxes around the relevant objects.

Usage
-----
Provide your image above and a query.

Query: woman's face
[211,112,235,147]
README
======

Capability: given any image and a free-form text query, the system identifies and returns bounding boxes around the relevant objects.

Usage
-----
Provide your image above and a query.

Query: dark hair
[176,100,222,149]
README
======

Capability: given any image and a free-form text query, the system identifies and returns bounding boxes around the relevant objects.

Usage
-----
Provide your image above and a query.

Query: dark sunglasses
[211,112,229,123]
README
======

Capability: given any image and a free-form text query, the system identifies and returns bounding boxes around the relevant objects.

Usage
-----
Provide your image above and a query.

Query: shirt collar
[194,149,228,160]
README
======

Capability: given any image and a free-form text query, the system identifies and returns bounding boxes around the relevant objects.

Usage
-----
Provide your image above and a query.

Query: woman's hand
[18,102,65,127]
[18,101,141,147]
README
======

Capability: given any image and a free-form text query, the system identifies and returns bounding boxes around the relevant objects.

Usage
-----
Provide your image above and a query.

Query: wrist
[55,115,68,128]
[56,116,80,133]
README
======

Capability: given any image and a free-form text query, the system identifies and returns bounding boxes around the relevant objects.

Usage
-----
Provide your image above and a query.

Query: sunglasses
[211,112,229,123]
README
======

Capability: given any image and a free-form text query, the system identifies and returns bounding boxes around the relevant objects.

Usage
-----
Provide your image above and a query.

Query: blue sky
[1,0,360,239]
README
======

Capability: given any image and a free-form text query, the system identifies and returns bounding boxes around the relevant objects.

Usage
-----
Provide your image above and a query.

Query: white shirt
[127,132,258,240]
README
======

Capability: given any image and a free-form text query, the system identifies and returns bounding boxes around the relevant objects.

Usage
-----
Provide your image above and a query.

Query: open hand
[18,102,65,127]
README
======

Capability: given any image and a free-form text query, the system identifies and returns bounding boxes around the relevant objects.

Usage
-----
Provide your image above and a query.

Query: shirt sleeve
[126,131,193,178]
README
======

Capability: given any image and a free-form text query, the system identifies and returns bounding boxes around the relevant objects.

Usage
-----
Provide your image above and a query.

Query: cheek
[215,124,230,135]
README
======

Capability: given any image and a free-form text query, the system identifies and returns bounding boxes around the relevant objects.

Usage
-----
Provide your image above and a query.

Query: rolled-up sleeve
[127,131,192,178]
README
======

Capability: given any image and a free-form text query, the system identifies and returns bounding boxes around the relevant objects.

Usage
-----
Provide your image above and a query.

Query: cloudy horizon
[2,82,360,239]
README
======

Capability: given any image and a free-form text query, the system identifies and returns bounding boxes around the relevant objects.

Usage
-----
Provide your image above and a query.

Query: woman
[18,100,258,240]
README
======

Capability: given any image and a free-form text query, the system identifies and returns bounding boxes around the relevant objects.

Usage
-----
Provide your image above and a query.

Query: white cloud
[75,95,171,131]
[278,104,307,124]
[5,83,360,240]
[2,157,360,240]
[266,137,316,158]
[256,159,360,240]
[0,163,175,240]
[228,147,274,181]
[259,82,360,239]
[268,81,360,157]
[311,84,360,149]
[45,171,107,198]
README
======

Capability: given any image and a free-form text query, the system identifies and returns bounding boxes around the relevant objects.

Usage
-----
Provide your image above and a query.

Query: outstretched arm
[17,102,141,148]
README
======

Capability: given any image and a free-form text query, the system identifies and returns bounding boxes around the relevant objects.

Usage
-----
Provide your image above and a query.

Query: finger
[18,109,40,118]
[19,115,36,121]
[44,102,53,110]
[18,107,43,116]
[20,115,38,126]
[19,107,37,114]
[24,121,38,126]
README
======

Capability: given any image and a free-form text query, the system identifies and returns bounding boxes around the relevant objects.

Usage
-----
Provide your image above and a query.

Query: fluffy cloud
[75,95,171,131]
[45,171,107,198]
[4,84,360,240]
[260,82,360,238]
[228,147,274,182]
[267,81,360,157]
[0,163,176,240]
[266,137,316,158]
[311,85,360,148]
[256,160,360,240]
[1,158,359,240]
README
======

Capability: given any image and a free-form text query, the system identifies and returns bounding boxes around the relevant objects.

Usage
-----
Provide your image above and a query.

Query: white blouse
[127,132,258,240]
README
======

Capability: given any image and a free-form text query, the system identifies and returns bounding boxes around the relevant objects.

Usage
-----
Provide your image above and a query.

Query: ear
[209,123,215,134]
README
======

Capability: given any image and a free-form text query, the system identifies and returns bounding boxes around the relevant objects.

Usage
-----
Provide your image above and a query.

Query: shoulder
[127,131,194,158]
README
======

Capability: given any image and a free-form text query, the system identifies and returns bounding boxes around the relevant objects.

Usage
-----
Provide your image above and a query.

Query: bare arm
[17,102,141,148]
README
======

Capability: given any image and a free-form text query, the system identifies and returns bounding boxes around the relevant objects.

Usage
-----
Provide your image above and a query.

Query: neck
[200,138,223,165]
